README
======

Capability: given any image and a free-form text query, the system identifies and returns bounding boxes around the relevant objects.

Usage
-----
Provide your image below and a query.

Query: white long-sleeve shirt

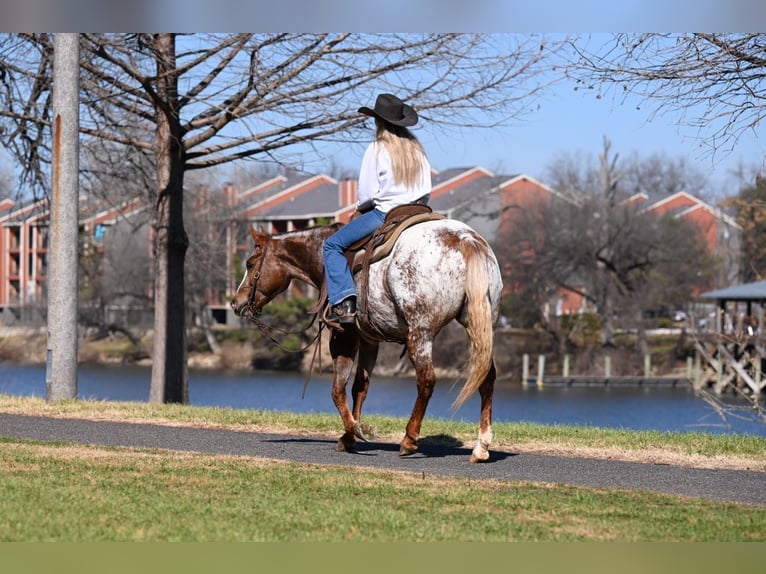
[356,141,431,213]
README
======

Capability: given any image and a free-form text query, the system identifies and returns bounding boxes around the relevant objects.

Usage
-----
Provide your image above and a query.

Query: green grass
[1,394,765,541]
[1,439,764,542]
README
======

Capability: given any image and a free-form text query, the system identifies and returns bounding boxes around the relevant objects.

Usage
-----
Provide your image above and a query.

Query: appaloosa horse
[230,218,503,462]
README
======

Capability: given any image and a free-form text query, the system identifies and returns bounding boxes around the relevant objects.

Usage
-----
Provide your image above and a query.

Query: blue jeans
[323,209,386,305]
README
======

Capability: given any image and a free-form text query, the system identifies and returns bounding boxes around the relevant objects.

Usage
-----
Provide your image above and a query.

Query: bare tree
[79,213,153,359]
[542,138,715,349]
[618,152,712,201]
[546,139,629,347]
[494,186,555,329]
[0,32,565,403]
[74,135,155,358]
[0,162,11,200]
[566,33,766,166]
[724,176,766,282]
[183,174,239,357]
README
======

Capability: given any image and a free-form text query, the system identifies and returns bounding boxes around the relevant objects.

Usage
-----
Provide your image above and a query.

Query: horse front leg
[400,333,436,456]
[470,360,496,463]
[350,339,379,441]
[329,328,362,452]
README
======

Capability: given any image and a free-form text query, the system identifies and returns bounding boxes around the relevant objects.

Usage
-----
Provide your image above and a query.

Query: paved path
[1,412,764,506]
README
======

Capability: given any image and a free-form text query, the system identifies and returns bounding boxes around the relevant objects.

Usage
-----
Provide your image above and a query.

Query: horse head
[230,225,291,318]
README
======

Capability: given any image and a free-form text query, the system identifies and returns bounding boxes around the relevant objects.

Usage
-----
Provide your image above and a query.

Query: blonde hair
[375,119,427,188]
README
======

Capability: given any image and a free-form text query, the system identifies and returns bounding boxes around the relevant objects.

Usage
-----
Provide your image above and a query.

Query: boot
[325,297,356,324]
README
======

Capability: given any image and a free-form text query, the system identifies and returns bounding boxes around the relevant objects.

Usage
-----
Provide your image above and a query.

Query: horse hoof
[399,444,418,456]
[336,438,355,452]
[354,422,376,442]
[469,452,490,463]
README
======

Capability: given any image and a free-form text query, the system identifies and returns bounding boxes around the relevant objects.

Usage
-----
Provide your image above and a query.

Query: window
[94,224,107,242]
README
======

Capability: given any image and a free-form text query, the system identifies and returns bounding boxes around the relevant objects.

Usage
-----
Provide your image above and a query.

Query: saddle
[318,203,445,331]
[348,203,442,270]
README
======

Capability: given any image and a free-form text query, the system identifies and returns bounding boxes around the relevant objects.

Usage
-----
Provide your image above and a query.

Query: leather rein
[243,238,325,354]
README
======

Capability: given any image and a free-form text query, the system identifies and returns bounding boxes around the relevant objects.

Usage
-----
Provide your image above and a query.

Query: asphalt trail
[1,413,764,506]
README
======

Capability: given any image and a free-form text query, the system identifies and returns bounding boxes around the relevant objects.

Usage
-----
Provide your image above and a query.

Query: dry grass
[503,440,766,472]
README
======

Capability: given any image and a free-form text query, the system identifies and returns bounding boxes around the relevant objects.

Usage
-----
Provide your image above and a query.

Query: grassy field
[1,394,765,542]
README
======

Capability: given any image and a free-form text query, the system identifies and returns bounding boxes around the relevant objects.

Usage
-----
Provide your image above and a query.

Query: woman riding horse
[231,93,502,463]
[323,93,432,325]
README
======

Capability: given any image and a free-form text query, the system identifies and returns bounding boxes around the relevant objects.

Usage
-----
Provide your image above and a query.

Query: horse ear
[249,224,264,243]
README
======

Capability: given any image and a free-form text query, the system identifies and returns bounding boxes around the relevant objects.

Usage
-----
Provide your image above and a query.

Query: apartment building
[0,194,151,326]
[0,197,50,324]
[0,166,741,327]
[628,189,741,291]
[226,166,741,322]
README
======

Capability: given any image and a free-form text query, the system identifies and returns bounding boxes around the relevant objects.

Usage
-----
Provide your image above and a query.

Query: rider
[323,93,432,325]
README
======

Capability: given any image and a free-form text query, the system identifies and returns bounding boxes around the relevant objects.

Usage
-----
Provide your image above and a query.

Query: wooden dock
[692,334,766,395]
[524,376,690,388]
[520,353,692,390]
[694,281,766,396]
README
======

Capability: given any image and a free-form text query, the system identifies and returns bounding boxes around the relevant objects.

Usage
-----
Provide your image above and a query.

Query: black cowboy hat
[358,93,418,127]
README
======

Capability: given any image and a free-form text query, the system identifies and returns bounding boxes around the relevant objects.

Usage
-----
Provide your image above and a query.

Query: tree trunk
[600,281,617,348]
[149,34,189,404]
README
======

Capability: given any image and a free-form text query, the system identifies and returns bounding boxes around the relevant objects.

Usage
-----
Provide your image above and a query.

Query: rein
[240,230,331,398]
[246,311,323,353]
[243,237,324,353]
[247,310,326,401]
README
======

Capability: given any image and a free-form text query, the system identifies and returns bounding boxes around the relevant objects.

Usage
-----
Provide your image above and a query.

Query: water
[1,363,764,437]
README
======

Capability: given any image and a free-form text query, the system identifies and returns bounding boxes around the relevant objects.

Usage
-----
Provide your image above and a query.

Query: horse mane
[271,221,343,239]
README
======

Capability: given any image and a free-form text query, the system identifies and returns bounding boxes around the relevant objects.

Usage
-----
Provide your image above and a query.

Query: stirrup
[324,298,356,326]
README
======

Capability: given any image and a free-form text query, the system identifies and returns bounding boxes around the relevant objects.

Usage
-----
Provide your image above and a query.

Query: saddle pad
[352,212,445,272]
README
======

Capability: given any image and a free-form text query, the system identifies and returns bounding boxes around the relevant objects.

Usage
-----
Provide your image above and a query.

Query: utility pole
[46,33,80,401]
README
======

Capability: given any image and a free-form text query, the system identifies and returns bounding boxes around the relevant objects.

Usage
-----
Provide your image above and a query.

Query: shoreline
[0,324,700,384]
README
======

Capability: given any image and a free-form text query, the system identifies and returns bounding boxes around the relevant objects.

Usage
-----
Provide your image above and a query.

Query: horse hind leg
[400,332,436,456]
[470,359,496,463]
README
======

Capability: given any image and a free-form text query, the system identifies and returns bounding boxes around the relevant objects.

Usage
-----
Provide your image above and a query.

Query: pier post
[605,355,611,378]
[563,354,570,378]
[536,355,545,387]
[522,354,529,387]
[693,352,702,389]
[644,354,651,378]
[715,351,723,394]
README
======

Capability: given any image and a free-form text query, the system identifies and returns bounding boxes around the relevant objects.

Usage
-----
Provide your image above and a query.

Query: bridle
[242,237,325,353]
[244,239,269,318]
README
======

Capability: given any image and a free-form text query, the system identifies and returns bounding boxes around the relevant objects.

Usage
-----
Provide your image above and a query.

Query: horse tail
[452,236,494,410]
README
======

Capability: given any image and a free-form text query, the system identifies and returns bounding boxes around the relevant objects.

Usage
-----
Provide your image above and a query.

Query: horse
[230,217,503,462]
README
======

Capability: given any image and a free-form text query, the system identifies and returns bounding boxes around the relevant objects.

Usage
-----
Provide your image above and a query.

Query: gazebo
[697,280,766,394]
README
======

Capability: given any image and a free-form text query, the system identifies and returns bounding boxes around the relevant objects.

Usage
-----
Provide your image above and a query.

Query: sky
[290,30,766,200]
[417,74,765,197]
[301,36,766,201]
[2,26,764,200]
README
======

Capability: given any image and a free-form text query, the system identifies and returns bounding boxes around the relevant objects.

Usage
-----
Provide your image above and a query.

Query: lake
[1,363,764,437]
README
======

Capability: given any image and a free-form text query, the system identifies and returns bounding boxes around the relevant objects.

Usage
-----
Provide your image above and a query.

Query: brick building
[0,166,741,327]
[0,198,50,324]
